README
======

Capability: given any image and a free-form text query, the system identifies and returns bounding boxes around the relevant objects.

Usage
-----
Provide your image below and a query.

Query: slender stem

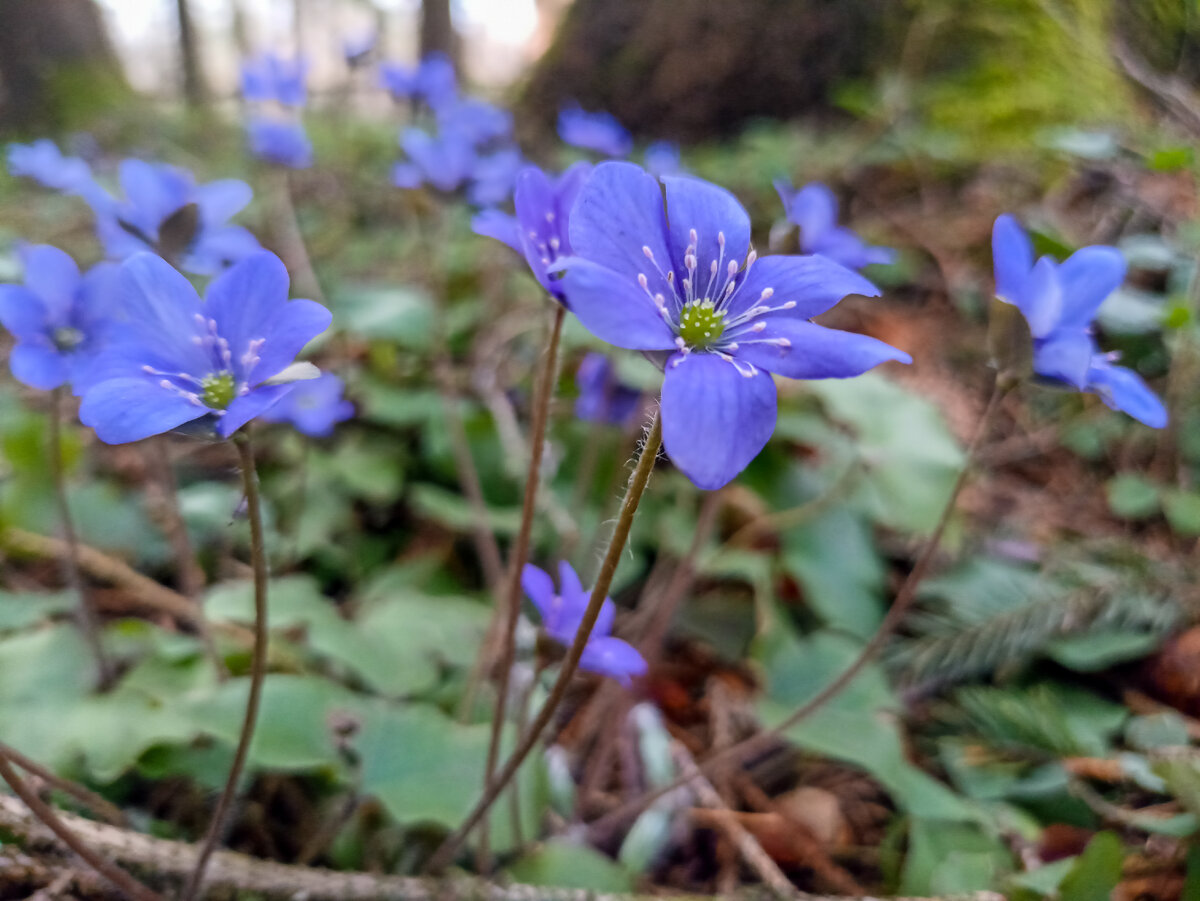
[270,168,326,304]
[476,302,565,872]
[144,437,227,680]
[0,739,126,826]
[426,410,664,874]
[47,387,114,691]
[587,379,1007,841]
[181,432,270,901]
[0,750,163,901]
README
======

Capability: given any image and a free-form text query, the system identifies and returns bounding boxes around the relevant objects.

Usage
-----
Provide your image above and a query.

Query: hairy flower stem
[181,432,270,901]
[48,387,114,691]
[427,411,664,874]
[0,750,163,901]
[587,379,1008,841]
[476,302,566,873]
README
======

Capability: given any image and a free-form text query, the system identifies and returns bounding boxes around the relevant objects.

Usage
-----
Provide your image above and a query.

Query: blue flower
[392,127,477,193]
[246,117,314,169]
[992,214,1166,428]
[522,561,646,686]
[241,53,309,107]
[643,141,683,177]
[558,105,633,158]
[7,139,97,196]
[380,52,458,108]
[260,372,353,437]
[91,159,261,276]
[557,162,911,490]
[774,181,895,272]
[79,251,332,444]
[575,353,642,426]
[471,162,591,303]
[0,245,120,391]
[435,97,513,147]
[467,147,523,207]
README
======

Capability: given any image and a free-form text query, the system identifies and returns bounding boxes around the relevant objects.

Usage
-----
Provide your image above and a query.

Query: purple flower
[467,147,523,207]
[246,117,313,169]
[380,53,458,108]
[522,561,646,686]
[471,162,590,303]
[556,162,911,490]
[392,127,477,193]
[260,372,353,437]
[558,105,633,158]
[992,215,1166,428]
[435,97,512,147]
[91,159,260,276]
[643,141,683,177]
[7,140,97,196]
[575,353,642,426]
[79,251,332,444]
[0,245,120,391]
[774,181,895,272]
[241,53,309,107]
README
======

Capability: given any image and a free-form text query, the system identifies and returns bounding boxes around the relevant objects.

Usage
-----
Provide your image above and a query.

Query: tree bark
[0,0,127,132]
[176,0,207,106]
[420,0,459,68]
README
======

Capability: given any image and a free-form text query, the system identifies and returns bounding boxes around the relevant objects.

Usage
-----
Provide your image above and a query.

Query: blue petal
[119,160,192,232]
[217,384,294,437]
[568,162,673,296]
[580,636,646,685]
[522,564,556,619]
[992,214,1033,304]
[555,258,677,350]
[554,162,592,238]
[472,209,522,252]
[730,254,880,320]
[557,561,585,607]
[0,285,48,339]
[1020,257,1063,339]
[80,376,206,444]
[661,352,777,490]
[1057,246,1126,330]
[21,245,80,322]
[1088,363,1167,428]
[119,253,210,374]
[10,343,68,390]
[1033,331,1093,389]
[734,320,911,380]
[250,299,331,384]
[662,175,750,279]
[204,251,290,356]
[783,182,838,244]
[194,179,252,224]
[187,224,262,274]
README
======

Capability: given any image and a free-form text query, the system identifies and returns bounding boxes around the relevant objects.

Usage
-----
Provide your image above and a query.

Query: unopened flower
[91,159,260,276]
[557,162,910,490]
[79,251,331,444]
[558,105,632,158]
[992,214,1166,427]
[0,245,120,391]
[774,181,894,272]
[522,561,646,686]
[471,162,590,303]
[260,372,353,437]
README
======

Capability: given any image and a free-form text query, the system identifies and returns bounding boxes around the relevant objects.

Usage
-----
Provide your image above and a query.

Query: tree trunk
[0,0,127,132]
[176,0,207,106]
[420,0,459,68]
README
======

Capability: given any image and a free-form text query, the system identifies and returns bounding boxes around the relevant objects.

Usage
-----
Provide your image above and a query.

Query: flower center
[678,300,726,348]
[51,327,85,352]
[201,371,237,409]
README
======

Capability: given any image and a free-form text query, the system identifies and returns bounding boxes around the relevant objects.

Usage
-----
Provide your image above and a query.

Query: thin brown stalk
[0,740,126,826]
[426,411,663,874]
[181,433,271,901]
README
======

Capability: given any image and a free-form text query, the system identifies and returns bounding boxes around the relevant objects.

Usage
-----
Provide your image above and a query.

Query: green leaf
[1126,713,1190,751]
[1163,490,1200,536]
[336,285,433,346]
[506,840,634,892]
[1058,832,1122,901]
[1106,474,1161,520]
[902,818,1011,895]
[1045,630,1160,671]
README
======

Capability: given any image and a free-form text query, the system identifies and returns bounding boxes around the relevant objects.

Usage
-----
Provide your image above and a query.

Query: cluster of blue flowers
[241,52,314,169]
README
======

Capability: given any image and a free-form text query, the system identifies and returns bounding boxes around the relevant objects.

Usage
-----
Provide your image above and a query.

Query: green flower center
[678,300,726,349]
[201,371,237,410]
[51,327,84,352]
